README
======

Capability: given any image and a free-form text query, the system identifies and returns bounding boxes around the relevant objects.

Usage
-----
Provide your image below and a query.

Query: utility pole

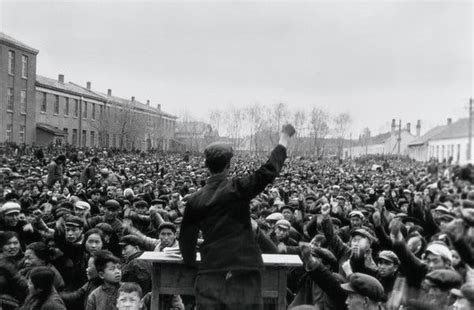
[349,132,352,159]
[469,98,473,161]
[397,119,402,156]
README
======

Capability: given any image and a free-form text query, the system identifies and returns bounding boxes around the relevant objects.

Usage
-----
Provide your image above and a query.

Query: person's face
[121,244,139,260]
[345,293,368,310]
[86,257,98,280]
[425,253,448,272]
[2,237,20,257]
[3,212,19,227]
[159,228,176,248]
[117,292,142,310]
[63,187,70,195]
[104,208,119,221]
[452,250,461,267]
[350,216,363,229]
[65,226,83,243]
[377,259,398,278]
[350,235,370,253]
[135,207,148,215]
[91,193,100,202]
[74,207,87,218]
[281,209,293,221]
[407,237,422,254]
[274,226,290,242]
[24,249,45,268]
[99,262,121,283]
[85,233,103,254]
[400,203,409,213]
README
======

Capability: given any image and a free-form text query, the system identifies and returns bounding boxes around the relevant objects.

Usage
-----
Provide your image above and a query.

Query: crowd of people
[0,136,473,310]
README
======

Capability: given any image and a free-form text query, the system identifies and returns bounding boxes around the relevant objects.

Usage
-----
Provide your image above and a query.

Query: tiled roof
[408,125,447,146]
[36,75,104,101]
[430,118,472,141]
[0,32,39,54]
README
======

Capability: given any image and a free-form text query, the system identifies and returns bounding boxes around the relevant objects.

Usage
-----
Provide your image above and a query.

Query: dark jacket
[60,278,102,310]
[179,144,287,273]
[21,289,66,310]
[121,251,152,293]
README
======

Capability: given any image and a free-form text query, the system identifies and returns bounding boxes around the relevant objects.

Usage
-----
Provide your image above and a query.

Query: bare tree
[291,110,307,155]
[333,112,352,158]
[209,109,223,136]
[246,103,267,154]
[310,107,330,157]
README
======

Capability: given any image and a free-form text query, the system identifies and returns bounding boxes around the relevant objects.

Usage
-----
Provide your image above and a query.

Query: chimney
[86,81,91,90]
[58,74,64,84]
[157,104,161,110]
[107,89,112,96]
[131,96,135,102]
[391,119,396,134]
[416,120,421,136]
[447,118,452,125]
[146,100,150,106]
[406,122,411,133]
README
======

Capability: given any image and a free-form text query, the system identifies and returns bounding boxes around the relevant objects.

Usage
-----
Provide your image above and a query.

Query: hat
[340,273,385,302]
[104,199,121,210]
[280,205,295,213]
[305,194,317,202]
[158,222,177,233]
[350,229,373,242]
[133,200,149,209]
[119,235,143,248]
[100,168,109,175]
[64,215,84,228]
[336,195,345,200]
[95,222,113,234]
[425,243,453,263]
[75,201,90,211]
[349,210,364,219]
[275,219,291,230]
[1,202,21,215]
[266,213,284,222]
[377,250,400,265]
[435,205,452,215]
[425,269,462,291]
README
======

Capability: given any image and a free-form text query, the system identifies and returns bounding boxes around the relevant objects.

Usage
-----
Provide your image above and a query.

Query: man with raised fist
[179,124,295,310]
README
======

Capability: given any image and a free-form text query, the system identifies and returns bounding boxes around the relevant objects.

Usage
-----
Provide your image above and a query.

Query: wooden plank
[277,269,287,310]
[139,252,303,267]
[151,263,161,310]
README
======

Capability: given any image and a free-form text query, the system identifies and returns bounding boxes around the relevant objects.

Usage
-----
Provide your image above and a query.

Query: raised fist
[281,124,296,137]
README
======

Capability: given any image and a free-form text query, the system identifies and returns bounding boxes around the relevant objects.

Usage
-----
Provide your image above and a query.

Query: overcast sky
[1,0,472,137]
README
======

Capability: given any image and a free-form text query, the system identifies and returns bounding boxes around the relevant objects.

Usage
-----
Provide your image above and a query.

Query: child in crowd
[116,282,143,310]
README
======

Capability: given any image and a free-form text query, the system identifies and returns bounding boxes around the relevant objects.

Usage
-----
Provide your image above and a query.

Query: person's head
[24,242,51,268]
[104,200,121,221]
[349,211,364,229]
[117,282,143,310]
[1,202,21,227]
[376,251,399,278]
[28,266,55,296]
[133,200,148,215]
[91,157,99,166]
[274,219,291,242]
[94,250,121,284]
[74,201,90,218]
[119,235,142,261]
[158,223,177,248]
[424,269,462,302]
[64,215,84,243]
[280,206,294,221]
[424,243,452,271]
[56,155,66,164]
[204,142,233,174]
[350,229,372,254]
[83,228,105,255]
[0,231,20,258]
[451,249,462,268]
[341,273,385,310]
[91,190,101,202]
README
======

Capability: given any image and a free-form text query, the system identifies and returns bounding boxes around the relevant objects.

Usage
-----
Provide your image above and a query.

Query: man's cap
[280,204,295,212]
[75,201,90,211]
[275,219,291,230]
[133,200,149,209]
[305,194,317,202]
[100,168,110,175]
[119,235,143,248]
[340,273,385,302]
[349,210,364,219]
[266,212,284,222]
[95,222,113,234]
[336,195,345,200]
[425,242,453,263]
[204,142,233,163]
[158,222,177,233]
[104,199,121,210]
[64,215,84,228]
[350,228,374,242]
[425,269,462,291]
[435,205,452,215]
[377,250,400,265]
[0,202,21,215]
[151,199,167,206]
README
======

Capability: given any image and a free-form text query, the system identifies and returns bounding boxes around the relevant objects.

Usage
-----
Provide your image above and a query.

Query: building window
[8,51,14,75]
[7,88,14,111]
[72,129,78,146]
[6,124,13,142]
[41,92,47,112]
[19,125,25,144]
[54,95,59,115]
[91,131,95,146]
[83,101,88,118]
[82,130,87,147]
[64,98,69,116]
[92,103,96,120]
[63,128,68,144]
[20,90,26,113]
[21,55,28,78]
[74,99,79,117]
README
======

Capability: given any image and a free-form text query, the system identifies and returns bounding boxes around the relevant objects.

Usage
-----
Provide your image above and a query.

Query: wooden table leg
[277,269,286,310]
[151,263,161,309]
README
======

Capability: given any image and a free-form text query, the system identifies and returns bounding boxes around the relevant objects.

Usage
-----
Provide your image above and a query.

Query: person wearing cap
[0,201,41,248]
[81,157,100,187]
[88,200,123,237]
[341,273,386,310]
[46,154,66,188]
[338,210,366,243]
[119,235,153,294]
[375,250,400,298]
[75,200,91,219]
[179,124,295,309]
[88,189,103,216]
[269,219,299,254]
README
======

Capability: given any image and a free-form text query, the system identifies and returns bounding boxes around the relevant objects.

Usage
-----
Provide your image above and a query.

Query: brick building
[0,33,38,144]
[0,32,177,150]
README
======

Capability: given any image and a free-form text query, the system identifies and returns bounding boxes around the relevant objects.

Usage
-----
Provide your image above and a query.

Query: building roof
[408,125,447,146]
[0,32,39,54]
[36,123,66,136]
[430,118,471,141]
[36,75,104,102]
